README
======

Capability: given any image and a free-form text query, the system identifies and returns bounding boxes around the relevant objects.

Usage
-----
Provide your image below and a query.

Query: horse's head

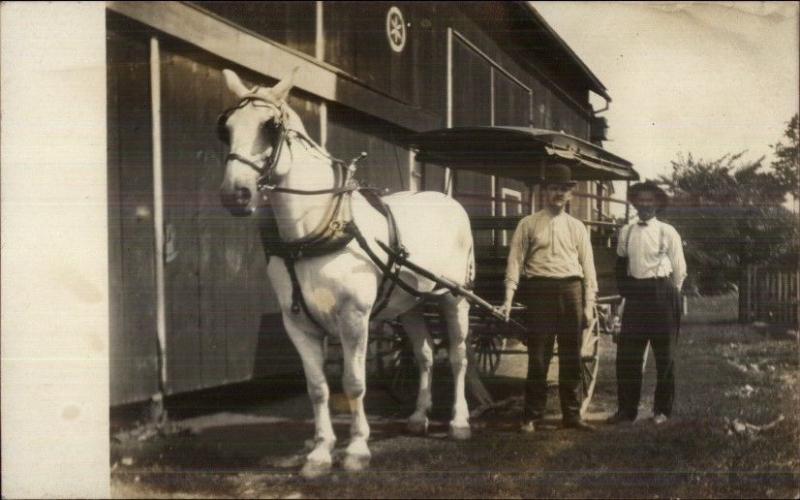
[218,68,297,216]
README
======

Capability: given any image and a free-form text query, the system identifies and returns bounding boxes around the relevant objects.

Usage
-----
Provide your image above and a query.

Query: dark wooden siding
[159,42,308,395]
[323,2,446,111]
[109,21,307,404]
[188,2,592,141]
[421,162,447,193]
[326,103,410,193]
[494,71,530,127]
[107,27,160,406]
[450,35,493,244]
[451,37,492,127]
[197,1,317,57]
[493,70,531,244]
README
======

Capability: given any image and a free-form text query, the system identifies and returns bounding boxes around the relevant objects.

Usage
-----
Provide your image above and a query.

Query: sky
[533,1,799,190]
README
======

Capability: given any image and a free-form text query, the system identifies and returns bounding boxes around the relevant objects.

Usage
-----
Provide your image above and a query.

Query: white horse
[217,69,474,477]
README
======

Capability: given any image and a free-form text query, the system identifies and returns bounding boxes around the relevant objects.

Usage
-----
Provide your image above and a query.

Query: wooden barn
[106,1,632,407]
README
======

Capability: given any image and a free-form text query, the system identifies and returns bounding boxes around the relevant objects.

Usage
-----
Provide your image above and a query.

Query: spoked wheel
[579,312,601,416]
[374,322,418,404]
[470,326,505,376]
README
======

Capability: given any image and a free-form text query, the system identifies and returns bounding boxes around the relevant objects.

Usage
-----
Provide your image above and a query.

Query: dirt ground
[111,294,800,499]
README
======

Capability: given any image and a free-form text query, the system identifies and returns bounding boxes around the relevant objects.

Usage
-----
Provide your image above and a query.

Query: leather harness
[220,97,435,335]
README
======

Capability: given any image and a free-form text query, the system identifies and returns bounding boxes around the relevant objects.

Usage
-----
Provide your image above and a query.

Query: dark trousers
[616,278,679,418]
[517,277,584,422]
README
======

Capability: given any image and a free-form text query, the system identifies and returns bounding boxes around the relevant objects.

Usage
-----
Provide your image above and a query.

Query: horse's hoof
[407,417,429,435]
[300,459,332,479]
[342,453,371,472]
[449,424,472,440]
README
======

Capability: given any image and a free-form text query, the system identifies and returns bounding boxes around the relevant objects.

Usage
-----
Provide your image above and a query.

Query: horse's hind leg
[283,317,336,478]
[400,308,434,435]
[440,294,471,440]
[337,311,372,472]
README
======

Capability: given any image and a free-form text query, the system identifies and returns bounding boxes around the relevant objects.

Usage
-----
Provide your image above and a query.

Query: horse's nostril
[235,187,252,205]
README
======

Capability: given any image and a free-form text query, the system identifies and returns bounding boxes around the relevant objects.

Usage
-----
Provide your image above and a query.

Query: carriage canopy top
[409,126,638,183]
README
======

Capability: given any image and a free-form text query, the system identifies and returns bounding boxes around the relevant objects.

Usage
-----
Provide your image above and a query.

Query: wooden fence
[739,263,800,327]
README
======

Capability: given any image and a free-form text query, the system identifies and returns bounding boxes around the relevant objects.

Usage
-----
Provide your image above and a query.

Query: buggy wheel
[374,323,418,404]
[579,314,601,416]
[470,329,505,376]
[387,338,418,404]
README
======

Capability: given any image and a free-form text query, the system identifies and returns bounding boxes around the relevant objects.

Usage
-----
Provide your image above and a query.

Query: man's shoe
[653,414,668,425]
[519,420,537,434]
[562,419,595,432]
[606,412,636,425]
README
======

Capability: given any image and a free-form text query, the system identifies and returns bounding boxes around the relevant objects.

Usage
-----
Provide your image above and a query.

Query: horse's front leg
[283,316,336,478]
[441,295,471,440]
[400,309,434,435]
[337,310,372,472]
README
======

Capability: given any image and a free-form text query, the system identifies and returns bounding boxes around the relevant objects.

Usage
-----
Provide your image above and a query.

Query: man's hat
[541,163,578,187]
[628,181,668,208]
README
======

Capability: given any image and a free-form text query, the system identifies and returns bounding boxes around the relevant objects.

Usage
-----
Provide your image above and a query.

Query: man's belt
[525,275,582,282]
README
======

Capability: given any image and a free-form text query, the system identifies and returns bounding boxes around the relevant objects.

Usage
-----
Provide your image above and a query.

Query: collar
[541,207,567,220]
[636,217,659,227]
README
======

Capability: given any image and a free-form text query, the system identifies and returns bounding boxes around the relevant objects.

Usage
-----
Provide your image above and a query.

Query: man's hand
[498,301,513,322]
[583,302,596,326]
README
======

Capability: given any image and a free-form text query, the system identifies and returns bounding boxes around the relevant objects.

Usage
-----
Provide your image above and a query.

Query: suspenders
[623,222,668,278]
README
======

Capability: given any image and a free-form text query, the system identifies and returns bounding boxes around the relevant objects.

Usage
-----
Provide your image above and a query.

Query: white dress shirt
[505,209,598,304]
[617,217,687,289]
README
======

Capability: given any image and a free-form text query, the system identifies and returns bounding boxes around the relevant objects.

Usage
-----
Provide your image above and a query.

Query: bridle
[217,96,358,195]
[217,96,290,190]
[216,93,412,332]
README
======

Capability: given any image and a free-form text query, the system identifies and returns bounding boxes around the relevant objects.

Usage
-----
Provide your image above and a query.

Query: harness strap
[346,223,428,299]
[284,257,329,335]
[263,182,357,196]
[265,159,356,259]
[370,200,404,317]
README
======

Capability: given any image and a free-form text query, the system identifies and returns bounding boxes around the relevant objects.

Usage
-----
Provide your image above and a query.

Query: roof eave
[517,2,611,102]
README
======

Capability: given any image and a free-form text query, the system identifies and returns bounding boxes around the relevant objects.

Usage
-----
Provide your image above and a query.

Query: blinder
[216,108,234,145]
[216,96,285,146]
[216,96,289,188]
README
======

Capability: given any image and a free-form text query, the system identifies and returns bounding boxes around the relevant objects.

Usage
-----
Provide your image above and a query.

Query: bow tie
[637,221,649,226]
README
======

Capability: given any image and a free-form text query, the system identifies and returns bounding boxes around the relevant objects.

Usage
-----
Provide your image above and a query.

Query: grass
[112,294,800,498]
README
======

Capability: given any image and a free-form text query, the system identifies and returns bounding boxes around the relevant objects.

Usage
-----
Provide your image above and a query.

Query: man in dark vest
[607,181,687,425]
[500,163,598,433]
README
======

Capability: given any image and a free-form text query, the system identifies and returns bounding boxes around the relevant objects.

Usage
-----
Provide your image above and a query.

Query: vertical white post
[315,1,325,61]
[489,67,496,125]
[1,3,110,497]
[150,37,168,392]
[320,100,328,148]
[490,67,496,219]
[445,27,453,196]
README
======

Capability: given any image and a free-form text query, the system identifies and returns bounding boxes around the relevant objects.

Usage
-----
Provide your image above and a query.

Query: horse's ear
[222,69,251,98]
[269,67,299,103]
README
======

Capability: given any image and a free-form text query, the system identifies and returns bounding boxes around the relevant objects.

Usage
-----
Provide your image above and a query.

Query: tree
[657,152,797,294]
[771,113,799,199]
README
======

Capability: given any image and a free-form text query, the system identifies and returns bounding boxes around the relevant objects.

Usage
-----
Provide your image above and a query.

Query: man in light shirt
[500,163,598,433]
[607,181,687,425]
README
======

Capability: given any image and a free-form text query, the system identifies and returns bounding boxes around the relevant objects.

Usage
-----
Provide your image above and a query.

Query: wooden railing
[739,264,800,326]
